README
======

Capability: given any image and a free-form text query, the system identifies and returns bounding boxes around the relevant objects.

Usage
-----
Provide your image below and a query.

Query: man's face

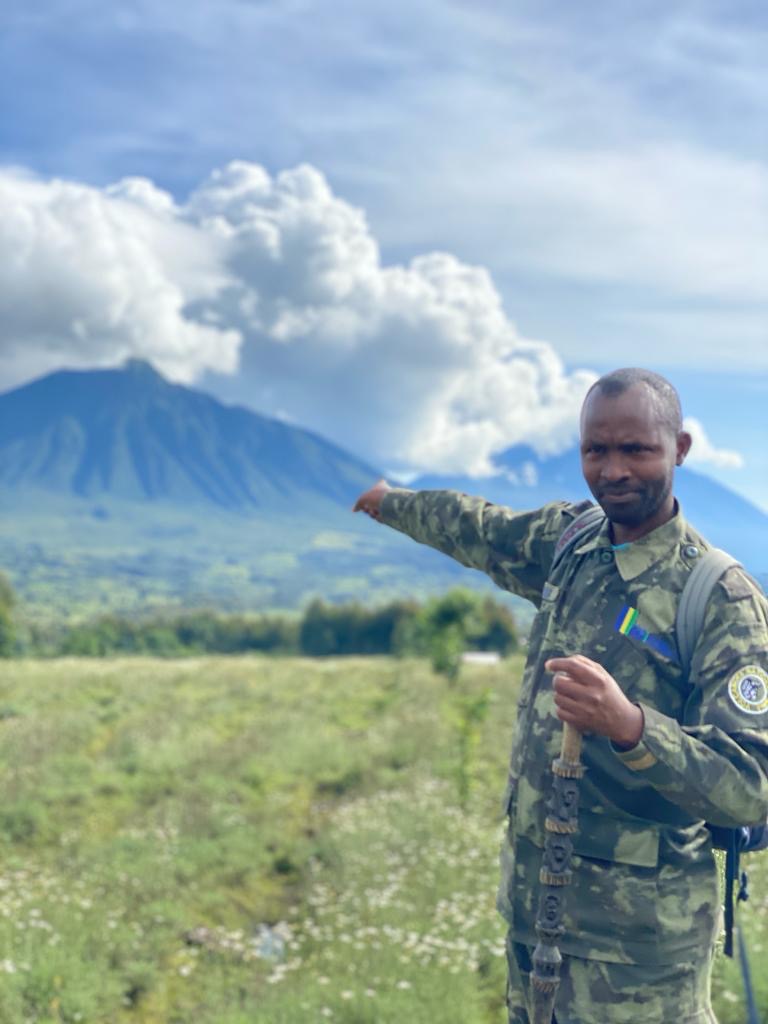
[580,384,689,534]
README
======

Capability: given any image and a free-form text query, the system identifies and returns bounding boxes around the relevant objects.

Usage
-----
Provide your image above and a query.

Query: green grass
[0,656,763,1022]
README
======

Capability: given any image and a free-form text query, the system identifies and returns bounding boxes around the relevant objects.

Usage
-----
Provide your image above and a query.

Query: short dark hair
[584,368,683,435]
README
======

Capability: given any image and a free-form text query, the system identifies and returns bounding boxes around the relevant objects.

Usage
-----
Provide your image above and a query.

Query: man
[353,368,768,1023]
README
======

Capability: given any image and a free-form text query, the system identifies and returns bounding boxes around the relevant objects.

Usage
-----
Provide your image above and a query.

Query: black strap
[723,831,739,957]
[738,917,761,1024]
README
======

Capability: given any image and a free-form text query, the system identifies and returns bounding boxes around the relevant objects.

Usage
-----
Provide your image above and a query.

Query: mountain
[412,443,768,575]
[0,362,488,619]
[0,362,764,621]
[0,359,378,512]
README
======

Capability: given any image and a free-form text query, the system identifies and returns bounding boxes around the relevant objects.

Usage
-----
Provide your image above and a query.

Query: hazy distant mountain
[0,359,378,512]
[413,443,768,574]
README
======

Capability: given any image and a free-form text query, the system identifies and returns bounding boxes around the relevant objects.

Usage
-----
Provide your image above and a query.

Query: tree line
[1,579,518,659]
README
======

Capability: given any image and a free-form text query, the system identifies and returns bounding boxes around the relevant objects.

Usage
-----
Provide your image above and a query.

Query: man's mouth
[599,490,639,503]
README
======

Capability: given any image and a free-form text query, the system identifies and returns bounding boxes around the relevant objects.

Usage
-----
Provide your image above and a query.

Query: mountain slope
[0,359,378,511]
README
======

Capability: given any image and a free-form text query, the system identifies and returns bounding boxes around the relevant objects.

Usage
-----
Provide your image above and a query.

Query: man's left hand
[544,654,644,749]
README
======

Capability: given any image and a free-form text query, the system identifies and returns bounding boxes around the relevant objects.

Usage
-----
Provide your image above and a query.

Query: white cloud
[0,169,240,386]
[499,143,768,303]
[186,161,597,474]
[683,416,745,469]
[503,461,539,488]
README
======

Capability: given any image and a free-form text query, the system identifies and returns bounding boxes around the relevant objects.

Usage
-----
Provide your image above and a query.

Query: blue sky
[0,1,766,508]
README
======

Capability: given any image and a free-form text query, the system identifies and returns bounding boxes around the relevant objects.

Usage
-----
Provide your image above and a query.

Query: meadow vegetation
[0,656,764,1023]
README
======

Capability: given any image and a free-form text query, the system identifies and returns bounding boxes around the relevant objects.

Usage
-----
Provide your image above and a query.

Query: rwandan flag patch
[614,605,678,661]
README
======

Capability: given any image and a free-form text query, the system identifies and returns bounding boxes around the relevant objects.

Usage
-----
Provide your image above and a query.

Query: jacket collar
[573,501,688,581]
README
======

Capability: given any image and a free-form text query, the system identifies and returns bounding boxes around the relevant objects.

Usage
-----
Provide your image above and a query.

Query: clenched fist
[545,654,645,749]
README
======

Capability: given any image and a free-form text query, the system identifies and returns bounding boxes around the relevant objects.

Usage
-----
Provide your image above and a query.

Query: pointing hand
[352,478,391,520]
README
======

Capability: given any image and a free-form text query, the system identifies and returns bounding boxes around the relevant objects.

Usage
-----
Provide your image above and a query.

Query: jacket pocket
[566,810,660,952]
[565,852,660,953]
[571,809,660,867]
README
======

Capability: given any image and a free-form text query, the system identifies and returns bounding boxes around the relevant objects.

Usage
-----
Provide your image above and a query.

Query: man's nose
[600,453,630,483]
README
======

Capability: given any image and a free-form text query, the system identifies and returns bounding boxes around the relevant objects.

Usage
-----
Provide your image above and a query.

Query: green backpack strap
[675,548,739,678]
[551,504,605,575]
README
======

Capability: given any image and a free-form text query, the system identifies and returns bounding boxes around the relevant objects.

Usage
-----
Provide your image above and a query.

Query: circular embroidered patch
[728,666,768,715]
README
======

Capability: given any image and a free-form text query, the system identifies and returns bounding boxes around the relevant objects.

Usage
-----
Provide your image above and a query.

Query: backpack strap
[550,505,605,576]
[675,548,739,678]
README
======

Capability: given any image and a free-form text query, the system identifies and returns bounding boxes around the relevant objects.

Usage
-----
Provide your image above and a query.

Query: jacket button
[684,544,700,559]
[600,550,614,563]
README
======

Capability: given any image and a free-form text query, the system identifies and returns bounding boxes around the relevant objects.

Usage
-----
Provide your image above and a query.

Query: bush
[394,589,519,660]
[298,598,419,656]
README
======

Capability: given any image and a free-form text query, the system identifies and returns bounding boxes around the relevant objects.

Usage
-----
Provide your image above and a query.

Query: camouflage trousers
[505,935,718,1024]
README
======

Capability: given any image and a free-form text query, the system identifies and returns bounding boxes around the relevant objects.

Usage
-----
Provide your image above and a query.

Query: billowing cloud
[0,168,240,386]
[683,416,745,470]
[186,161,597,474]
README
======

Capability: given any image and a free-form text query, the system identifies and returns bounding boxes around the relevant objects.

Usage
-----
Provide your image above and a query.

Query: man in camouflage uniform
[354,368,768,1023]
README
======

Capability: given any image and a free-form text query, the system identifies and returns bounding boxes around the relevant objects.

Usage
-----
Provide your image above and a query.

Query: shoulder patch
[728,665,768,715]
[718,566,761,602]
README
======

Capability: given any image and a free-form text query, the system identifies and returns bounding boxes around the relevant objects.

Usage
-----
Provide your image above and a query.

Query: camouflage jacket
[379,489,768,964]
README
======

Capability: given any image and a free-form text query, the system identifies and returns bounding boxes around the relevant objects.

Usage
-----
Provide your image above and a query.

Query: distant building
[460,651,501,666]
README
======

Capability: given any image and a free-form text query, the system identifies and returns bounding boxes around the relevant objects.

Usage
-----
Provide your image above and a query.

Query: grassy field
[0,656,764,1023]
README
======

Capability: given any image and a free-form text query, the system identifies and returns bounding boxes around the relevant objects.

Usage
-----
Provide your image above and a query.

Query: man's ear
[675,430,693,466]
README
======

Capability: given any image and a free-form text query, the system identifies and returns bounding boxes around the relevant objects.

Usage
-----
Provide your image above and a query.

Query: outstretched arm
[355,483,498,573]
[353,481,582,605]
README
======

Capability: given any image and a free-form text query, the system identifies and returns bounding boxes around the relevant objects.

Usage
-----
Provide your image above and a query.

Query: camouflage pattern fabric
[505,936,717,1023]
[379,489,768,965]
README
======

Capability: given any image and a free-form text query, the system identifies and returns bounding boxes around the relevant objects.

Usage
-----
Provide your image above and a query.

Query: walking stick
[531,721,584,1024]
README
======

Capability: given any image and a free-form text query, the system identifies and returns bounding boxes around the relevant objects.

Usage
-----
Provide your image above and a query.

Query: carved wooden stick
[531,722,584,1024]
